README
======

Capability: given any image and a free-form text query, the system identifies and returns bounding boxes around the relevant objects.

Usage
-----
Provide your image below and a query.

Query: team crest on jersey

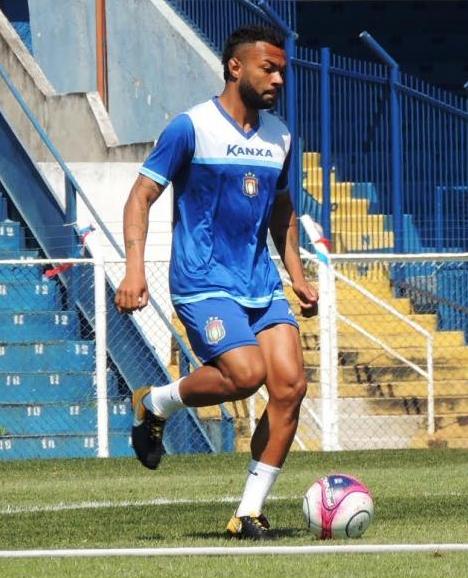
[205,317,226,344]
[243,172,258,198]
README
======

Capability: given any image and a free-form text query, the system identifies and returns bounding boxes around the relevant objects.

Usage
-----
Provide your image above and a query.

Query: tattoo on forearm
[125,239,144,250]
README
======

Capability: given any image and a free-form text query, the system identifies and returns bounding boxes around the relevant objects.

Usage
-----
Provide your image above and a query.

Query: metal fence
[1,253,467,460]
[0,258,234,461]
[295,44,468,255]
[166,0,296,50]
[0,258,114,460]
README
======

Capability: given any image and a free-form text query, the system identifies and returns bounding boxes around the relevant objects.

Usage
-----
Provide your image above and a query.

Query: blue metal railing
[294,37,468,254]
[167,1,468,254]
[166,0,296,50]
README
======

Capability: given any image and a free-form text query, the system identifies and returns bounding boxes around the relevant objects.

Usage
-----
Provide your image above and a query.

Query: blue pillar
[285,33,300,214]
[390,65,403,253]
[359,31,403,253]
[320,47,332,240]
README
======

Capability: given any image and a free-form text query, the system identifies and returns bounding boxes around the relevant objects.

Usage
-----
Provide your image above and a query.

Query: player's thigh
[175,298,266,387]
[256,323,306,403]
[213,345,266,392]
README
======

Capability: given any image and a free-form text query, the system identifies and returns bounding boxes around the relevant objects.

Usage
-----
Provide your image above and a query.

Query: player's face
[236,42,286,110]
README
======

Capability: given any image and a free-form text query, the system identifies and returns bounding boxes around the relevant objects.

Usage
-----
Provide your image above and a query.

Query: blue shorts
[174,298,299,364]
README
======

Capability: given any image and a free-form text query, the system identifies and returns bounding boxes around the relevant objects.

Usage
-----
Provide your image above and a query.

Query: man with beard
[115,25,318,540]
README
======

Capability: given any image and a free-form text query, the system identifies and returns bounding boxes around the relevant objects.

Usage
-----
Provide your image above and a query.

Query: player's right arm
[115,175,163,313]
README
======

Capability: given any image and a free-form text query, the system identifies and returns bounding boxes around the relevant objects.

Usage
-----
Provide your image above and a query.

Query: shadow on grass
[185,527,308,540]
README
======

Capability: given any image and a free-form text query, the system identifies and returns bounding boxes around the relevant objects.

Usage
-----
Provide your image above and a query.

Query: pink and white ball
[303,474,374,539]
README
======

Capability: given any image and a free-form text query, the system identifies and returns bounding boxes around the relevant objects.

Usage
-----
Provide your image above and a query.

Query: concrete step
[303,313,438,335]
[0,221,25,250]
[335,331,464,348]
[333,230,394,251]
[0,279,60,310]
[0,399,132,435]
[0,371,120,403]
[0,310,80,342]
[0,431,134,460]
[306,381,468,398]
[302,151,321,169]
[304,182,354,203]
[304,364,468,383]
[303,345,468,366]
[0,263,43,282]
[329,395,468,416]
[0,341,95,372]
[336,414,424,450]
[0,249,39,259]
[331,214,387,232]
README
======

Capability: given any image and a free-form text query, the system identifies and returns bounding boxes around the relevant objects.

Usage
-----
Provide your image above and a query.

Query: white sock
[235,460,281,517]
[142,378,186,419]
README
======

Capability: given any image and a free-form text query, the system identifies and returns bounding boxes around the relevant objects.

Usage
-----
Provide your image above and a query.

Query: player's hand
[292,280,319,318]
[115,272,149,314]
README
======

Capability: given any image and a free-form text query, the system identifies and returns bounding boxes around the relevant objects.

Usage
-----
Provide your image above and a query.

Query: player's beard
[239,78,277,110]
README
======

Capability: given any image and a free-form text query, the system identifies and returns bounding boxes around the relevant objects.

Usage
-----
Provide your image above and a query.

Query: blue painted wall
[28,0,96,93]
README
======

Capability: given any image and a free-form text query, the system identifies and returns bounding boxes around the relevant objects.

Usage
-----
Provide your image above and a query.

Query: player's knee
[230,362,266,399]
[272,374,307,408]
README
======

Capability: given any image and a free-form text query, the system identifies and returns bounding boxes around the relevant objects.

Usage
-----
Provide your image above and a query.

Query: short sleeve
[139,113,195,187]
[276,147,291,195]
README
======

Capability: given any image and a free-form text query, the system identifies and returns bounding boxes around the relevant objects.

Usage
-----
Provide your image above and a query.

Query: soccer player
[115,25,318,540]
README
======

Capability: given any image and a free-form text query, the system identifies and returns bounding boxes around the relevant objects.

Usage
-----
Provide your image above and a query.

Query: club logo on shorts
[243,172,258,198]
[205,317,226,344]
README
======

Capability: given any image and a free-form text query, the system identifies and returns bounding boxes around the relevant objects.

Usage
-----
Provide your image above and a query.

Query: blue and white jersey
[140,97,291,308]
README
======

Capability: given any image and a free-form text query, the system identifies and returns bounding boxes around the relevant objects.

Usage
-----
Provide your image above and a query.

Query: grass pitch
[0,449,467,577]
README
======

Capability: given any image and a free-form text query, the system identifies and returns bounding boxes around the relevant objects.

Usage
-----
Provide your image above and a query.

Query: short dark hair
[222,25,285,81]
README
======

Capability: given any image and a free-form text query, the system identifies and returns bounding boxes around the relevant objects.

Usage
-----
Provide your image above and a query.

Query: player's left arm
[270,192,318,317]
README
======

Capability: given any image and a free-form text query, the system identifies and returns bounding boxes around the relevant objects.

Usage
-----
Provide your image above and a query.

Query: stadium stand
[0,0,467,455]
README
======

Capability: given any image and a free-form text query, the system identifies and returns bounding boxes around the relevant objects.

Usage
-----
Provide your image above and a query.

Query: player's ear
[228,57,242,81]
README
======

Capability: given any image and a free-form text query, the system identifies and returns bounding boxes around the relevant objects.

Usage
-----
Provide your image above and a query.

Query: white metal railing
[333,271,434,435]
[300,215,437,448]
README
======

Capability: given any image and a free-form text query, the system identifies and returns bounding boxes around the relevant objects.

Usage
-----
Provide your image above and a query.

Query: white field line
[1,544,468,558]
[0,491,462,517]
[0,494,299,516]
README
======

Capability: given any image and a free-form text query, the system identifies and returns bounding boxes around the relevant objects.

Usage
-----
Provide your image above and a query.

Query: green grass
[0,449,467,577]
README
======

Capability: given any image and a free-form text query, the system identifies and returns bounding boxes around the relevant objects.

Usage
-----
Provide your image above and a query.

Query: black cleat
[131,386,166,470]
[226,513,271,540]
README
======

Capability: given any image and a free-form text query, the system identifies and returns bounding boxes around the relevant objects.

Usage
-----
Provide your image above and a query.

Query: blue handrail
[320,48,332,240]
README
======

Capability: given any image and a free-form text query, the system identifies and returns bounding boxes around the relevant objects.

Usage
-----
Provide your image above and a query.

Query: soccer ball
[303,474,374,539]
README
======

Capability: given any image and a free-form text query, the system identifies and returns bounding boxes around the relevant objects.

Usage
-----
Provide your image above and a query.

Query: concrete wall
[107,0,223,142]
[0,10,152,161]
[38,162,172,262]
[28,0,96,94]
[24,0,224,144]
